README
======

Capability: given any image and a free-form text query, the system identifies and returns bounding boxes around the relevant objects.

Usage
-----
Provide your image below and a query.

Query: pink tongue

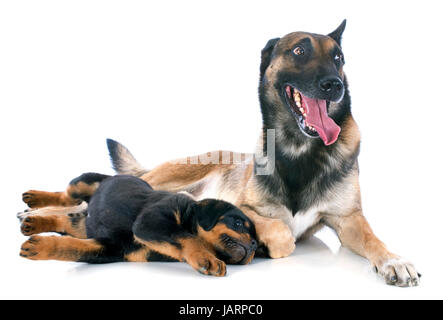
[302,95,341,146]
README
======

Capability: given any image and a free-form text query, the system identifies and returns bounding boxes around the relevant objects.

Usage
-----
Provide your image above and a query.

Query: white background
[1,0,442,300]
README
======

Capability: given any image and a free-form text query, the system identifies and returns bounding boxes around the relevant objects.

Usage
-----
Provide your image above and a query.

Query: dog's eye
[293,46,304,56]
[234,219,243,228]
[334,53,343,63]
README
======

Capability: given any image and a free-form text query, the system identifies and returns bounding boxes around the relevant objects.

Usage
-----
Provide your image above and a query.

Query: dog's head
[192,199,257,265]
[259,20,348,146]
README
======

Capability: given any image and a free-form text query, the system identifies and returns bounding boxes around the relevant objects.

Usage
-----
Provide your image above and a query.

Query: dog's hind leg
[19,235,124,263]
[22,172,110,209]
[20,211,88,238]
[17,202,87,222]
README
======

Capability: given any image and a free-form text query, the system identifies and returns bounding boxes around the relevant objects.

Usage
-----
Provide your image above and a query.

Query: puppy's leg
[134,236,226,276]
[22,172,110,208]
[20,212,87,238]
[19,235,123,263]
[124,244,151,262]
[17,202,88,222]
[132,209,226,276]
[325,212,420,287]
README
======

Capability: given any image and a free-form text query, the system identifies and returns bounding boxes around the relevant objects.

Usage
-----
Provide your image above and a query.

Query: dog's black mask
[259,20,349,146]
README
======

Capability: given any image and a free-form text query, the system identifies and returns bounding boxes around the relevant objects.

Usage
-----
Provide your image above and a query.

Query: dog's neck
[254,82,359,214]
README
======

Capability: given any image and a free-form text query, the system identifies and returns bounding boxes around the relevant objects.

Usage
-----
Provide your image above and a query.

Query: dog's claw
[389,275,397,285]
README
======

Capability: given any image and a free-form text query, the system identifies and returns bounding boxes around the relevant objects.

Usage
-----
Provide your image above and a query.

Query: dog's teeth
[294,93,301,102]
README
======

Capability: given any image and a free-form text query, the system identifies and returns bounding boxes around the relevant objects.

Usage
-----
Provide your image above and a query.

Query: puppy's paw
[187,251,227,277]
[20,235,55,260]
[17,208,35,222]
[375,256,420,287]
[258,219,295,259]
[20,216,53,236]
[22,190,49,208]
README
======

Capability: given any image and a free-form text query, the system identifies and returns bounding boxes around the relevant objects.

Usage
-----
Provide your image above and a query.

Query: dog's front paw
[186,251,227,277]
[20,235,55,260]
[258,219,295,259]
[375,256,421,287]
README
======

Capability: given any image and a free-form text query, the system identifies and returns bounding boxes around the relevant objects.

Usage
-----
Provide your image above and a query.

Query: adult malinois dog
[21,21,419,286]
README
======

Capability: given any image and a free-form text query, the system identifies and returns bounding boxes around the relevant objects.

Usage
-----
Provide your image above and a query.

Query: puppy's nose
[250,239,257,250]
[319,76,343,93]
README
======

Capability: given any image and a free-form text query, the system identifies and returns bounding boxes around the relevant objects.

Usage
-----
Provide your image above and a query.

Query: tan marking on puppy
[134,236,225,276]
[17,203,88,221]
[179,237,226,276]
[67,182,100,200]
[173,210,181,225]
[20,235,103,261]
[22,190,81,208]
[22,181,99,209]
[124,246,150,262]
[20,213,87,238]
[134,236,183,261]
[198,224,251,249]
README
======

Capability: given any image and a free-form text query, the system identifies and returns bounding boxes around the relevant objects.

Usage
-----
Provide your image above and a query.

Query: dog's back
[86,175,154,240]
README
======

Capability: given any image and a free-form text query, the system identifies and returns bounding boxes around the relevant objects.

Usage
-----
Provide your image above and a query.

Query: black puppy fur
[20,173,257,275]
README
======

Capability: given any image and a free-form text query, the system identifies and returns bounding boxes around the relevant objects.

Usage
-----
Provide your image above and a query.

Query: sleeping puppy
[19,173,257,276]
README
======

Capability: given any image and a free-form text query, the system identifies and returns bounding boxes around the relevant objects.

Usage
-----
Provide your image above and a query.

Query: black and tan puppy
[20,173,257,276]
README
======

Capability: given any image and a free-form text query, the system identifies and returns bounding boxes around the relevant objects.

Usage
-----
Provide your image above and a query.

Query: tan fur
[323,212,397,269]
[134,236,183,260]
[124,246,151,262]
[20,235,103,261]
[22,182,99,209]
[67,182,100,199]
[197,224,251,248]
[173,210,181,225]
[22,190,81,208]
[20,213,87,238]
[18,203,87,219]
[134,236,226,276]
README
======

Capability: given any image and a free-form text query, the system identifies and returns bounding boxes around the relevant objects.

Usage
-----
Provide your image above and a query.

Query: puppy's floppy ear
[328,19,346,46]
[193,199,225,231]
[260,38,280,82]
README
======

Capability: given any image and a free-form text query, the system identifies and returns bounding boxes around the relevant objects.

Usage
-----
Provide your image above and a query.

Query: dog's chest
[289,208,321,239]
[270,205,321,240]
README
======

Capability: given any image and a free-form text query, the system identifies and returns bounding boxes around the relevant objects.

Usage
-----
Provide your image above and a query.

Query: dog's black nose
[319,76,344,101]
[319,76,343,93]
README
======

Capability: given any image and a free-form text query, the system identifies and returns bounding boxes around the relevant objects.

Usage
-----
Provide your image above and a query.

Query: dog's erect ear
[260,38,280,81]
[328,19,346,46]
[194,199,227,231]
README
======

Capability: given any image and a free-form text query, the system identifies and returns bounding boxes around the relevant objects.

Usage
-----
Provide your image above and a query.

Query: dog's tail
[106,139,149,177]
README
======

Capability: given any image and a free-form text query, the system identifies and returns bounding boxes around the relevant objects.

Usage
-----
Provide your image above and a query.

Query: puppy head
[192,199,257,265]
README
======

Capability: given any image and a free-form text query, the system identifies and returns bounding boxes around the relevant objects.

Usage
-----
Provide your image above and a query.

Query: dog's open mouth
[284,85,341,146]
